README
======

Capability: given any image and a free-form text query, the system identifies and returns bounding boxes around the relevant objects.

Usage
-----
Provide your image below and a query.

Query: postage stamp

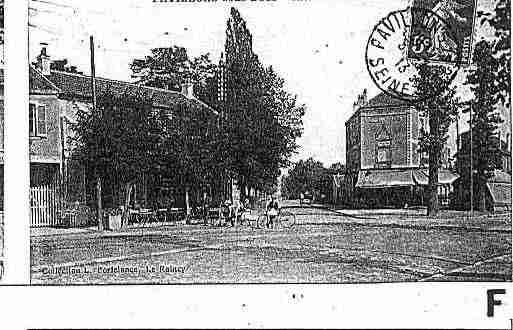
[21,0,511,288]
[408,0,478,66]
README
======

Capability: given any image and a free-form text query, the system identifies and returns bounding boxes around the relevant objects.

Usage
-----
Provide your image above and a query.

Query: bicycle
[259,210,296,229]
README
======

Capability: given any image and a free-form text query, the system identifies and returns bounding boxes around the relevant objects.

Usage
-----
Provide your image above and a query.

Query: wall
[345,111,361,173]
[360,106,409,169]
[29,94,61,164]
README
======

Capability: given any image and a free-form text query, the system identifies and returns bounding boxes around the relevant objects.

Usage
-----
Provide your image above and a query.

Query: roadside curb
[324,208,511,234]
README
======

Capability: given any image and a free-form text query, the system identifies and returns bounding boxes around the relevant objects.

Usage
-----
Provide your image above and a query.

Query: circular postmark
[365,8,462,103]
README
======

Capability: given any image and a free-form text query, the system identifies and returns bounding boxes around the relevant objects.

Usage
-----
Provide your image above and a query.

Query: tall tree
[413,64,459,216]
[463,40,504,211]
[223,7,305,195]
[479,0,511,105]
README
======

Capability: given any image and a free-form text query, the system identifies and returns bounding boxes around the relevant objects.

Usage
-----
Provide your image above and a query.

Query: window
[376,140,391,168]
[29,103,47,137]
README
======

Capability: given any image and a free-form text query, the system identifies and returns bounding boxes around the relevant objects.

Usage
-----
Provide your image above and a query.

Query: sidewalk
[331,208,512,233]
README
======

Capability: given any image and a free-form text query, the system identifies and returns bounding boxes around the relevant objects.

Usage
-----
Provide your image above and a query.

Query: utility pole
[90,35,103,230]
[469,103,473,218]
[456,110,460,155]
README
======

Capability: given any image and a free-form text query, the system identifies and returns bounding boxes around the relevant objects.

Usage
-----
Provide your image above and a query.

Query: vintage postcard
[25,0,511,286]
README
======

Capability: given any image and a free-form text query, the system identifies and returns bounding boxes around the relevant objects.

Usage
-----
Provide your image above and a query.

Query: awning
[487,182,512,205]
[356,169,415,189]
[490,170,512,184]
[412,169,459,185]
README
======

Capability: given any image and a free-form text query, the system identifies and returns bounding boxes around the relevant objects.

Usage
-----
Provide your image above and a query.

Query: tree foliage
[156,102,219,191]
[478,0,511,105]
[131,46,218,105]
[462,40,504,211]
[282,158,331,201]
[413,63,459,215]
[223,7,305,194]
[70,92,162,216]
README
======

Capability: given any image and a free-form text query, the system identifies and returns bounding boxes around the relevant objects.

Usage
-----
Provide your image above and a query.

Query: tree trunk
[185,186,191,224]
[96,176,104,230]
[476,175,487,212]
[122,182,134,228]
[427,153,440,216]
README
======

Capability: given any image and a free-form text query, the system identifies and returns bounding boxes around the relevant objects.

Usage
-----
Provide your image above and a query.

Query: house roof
[345,92,411,125]
[29,66,60,94]
[34,67,217,115]
[364,92,411,108]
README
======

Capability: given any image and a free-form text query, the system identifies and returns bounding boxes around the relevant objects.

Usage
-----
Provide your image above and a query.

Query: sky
[28,0,507,167]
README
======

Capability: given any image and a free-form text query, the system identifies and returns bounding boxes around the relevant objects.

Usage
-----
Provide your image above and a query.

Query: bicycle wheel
[256,214,267,228]
[279,211,296,228]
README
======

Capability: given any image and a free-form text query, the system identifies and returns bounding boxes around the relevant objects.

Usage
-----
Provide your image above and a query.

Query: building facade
[23,47,220,227]
[338,90,458,208]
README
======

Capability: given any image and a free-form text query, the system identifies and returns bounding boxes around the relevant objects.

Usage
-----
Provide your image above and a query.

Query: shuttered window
[29,103,47,137]
[29,103,36,136]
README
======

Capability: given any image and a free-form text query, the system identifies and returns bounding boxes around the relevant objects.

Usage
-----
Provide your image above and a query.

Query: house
[453,130,512,212]
[28,63,63,226]
[25,46,220,227]
[339,90,458,208]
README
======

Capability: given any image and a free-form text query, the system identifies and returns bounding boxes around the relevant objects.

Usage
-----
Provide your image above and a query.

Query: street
[31,205,512,284]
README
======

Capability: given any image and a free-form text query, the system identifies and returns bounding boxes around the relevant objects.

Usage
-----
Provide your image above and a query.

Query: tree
[282,158,330,201]
[156,101,219,216]
[413,64,459,216]
[463,40,504,211]
[131,46,221,210]
[479,0,510,105]
[131,46,218,105]
[70,92,161,227]
[223,7,305,196]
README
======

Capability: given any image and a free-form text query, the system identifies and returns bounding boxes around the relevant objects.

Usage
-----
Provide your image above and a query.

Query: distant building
[336,90,458,208]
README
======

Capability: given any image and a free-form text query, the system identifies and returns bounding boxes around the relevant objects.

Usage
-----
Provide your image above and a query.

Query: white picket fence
[30,184,62,227]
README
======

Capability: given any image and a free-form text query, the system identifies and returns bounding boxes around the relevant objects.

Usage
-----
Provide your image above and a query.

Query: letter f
[487,289,506,317]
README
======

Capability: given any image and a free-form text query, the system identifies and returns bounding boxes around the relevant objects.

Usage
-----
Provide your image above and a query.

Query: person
[266,196,280,229]
[219,200,234,227]
[300,192,304,206]
[237,198,250,225]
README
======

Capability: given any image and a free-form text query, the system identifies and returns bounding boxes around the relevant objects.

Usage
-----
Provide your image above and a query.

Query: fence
[30,183,62,227]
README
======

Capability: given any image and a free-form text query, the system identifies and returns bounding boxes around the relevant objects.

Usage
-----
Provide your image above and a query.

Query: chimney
[37,43,51,76]
[353,89,368,112]
[181,81,194,99]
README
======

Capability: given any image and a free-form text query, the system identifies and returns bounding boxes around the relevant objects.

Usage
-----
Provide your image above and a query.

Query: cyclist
[266,196,280,229]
